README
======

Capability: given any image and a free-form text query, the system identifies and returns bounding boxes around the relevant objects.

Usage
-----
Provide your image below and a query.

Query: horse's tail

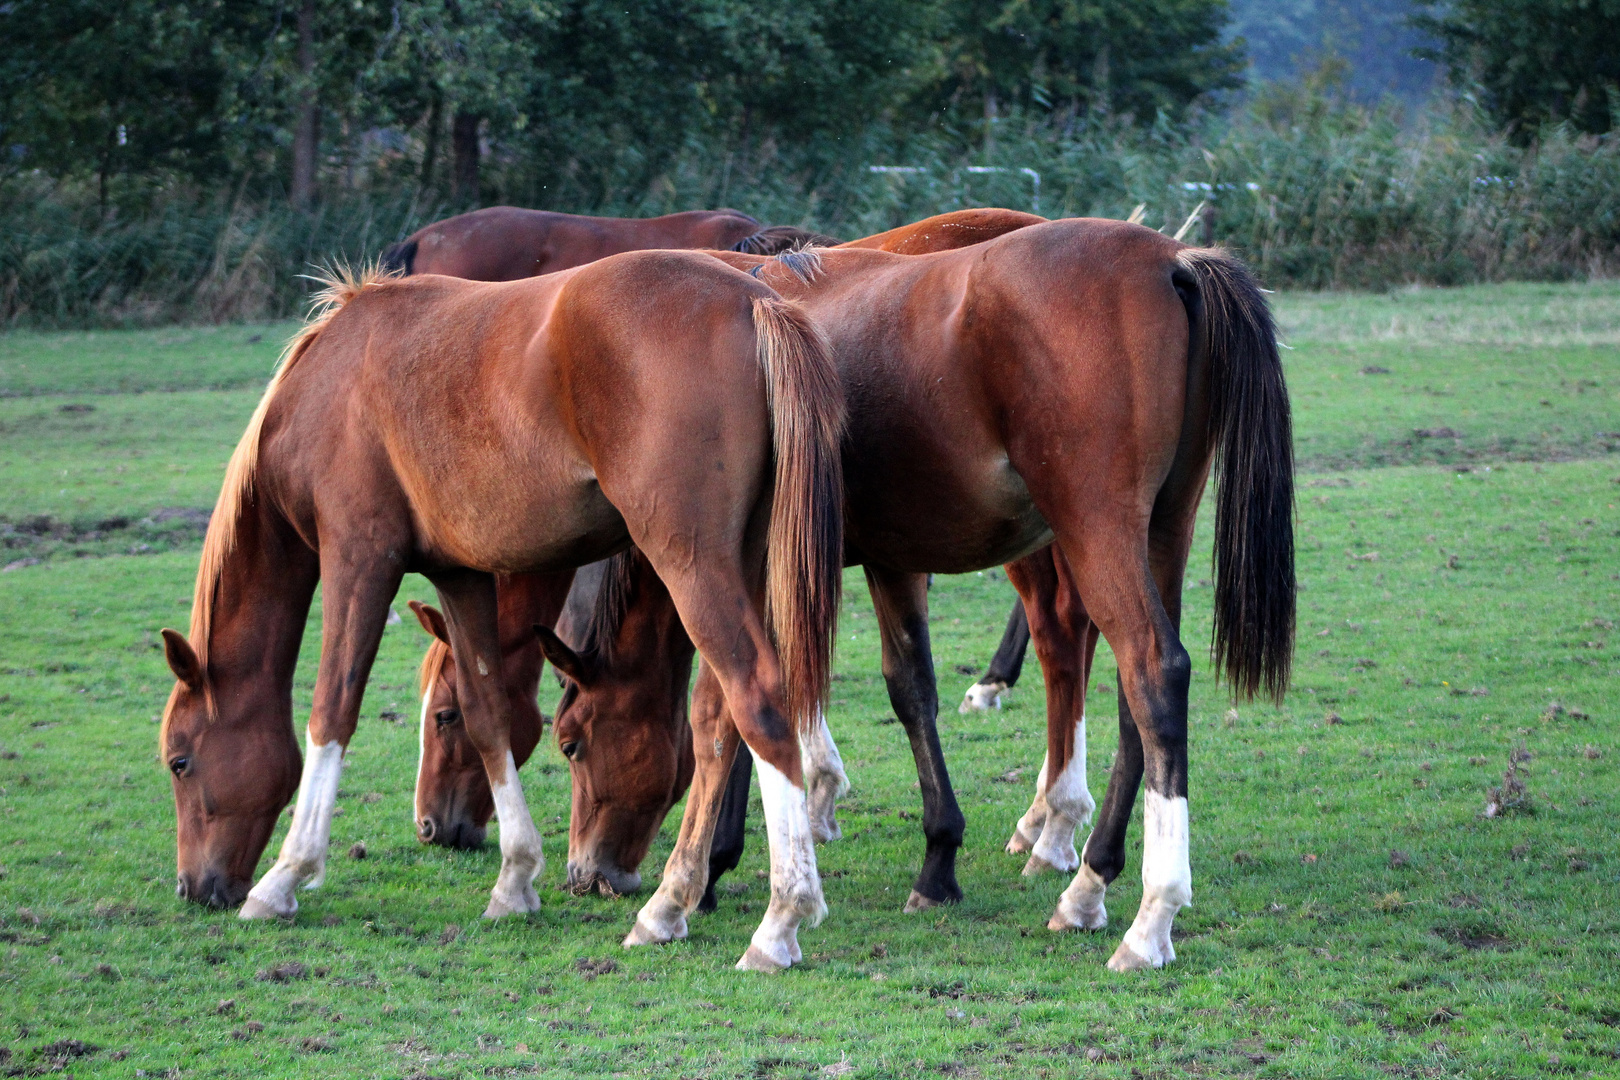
[751,296,846,734]
[380,239,418,276]
[732,225,842,256]
[1175,247,1295,703]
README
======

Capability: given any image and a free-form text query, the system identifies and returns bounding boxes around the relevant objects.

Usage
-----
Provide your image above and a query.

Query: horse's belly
[847,454,1052,574]
[415,475,629,574]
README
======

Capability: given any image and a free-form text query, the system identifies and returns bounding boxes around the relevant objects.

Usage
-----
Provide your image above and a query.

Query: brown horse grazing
[539,221,1295,971]
[157,252,847,972]
[380,206,834,280]
[404,208,1046,874]
[408,572,573,850]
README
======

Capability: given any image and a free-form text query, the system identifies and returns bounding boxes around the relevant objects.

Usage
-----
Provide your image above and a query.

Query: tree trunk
[290,0,320,209]
[452,111,480,203]
[419,92,442,193]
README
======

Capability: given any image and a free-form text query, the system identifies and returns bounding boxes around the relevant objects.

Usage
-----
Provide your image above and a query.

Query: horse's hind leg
[1048,522,1193,971]
[626,564,823,972]
[864,566,965,911]
[241,557,403,919]
[802,709,849,843]
[427,569,543,917]
[960,597,1030,712]
[1006,546,1098,876]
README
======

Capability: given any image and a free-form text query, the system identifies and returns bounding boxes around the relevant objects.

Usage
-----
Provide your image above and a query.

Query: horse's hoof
[1021,854,1058,877]
[1005,831,1035,855]
[623,916,684,947]
[483,891,537,919]
[811,819,843,844]
[1106,941,1161,972]
[902,889,944,913]
[735,944,790,972]
[238,895,291,920]
[1048,906,1107,933]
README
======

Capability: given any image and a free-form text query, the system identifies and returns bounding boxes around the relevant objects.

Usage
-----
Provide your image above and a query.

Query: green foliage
[1414,0,1620,138]
[1,284,1618,1076]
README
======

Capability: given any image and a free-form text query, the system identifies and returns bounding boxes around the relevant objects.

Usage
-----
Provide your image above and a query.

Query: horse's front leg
[629,661,747,942]
[240,556,403,919]
[429,569,544,918]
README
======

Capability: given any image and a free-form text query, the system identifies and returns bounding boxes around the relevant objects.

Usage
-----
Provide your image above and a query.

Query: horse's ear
[534,624,591,684]
[408,600,452,646]
[160,629,204,690]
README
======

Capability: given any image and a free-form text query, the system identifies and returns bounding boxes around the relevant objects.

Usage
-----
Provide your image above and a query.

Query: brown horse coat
[543,220,1294,970]
[158,251,846,972]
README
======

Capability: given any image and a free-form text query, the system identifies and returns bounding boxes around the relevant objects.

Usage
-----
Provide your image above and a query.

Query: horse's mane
[187,262,398,714]
[418,638,451,697]
[575,550,640,666]
[730,225,841,256]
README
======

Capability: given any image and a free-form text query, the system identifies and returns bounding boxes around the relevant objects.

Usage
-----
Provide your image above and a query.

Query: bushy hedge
[3,92,1617,328]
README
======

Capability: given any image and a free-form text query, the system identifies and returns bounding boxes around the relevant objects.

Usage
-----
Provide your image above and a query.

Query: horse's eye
[168,756,189,777]
[559,740,580,760]
[435,709,460,728]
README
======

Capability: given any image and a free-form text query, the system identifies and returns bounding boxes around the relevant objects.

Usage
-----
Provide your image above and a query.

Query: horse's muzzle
[176,871,250,909]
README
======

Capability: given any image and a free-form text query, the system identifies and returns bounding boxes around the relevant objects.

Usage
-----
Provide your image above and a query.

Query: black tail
[380,239,418,276]
[731,225,842,256]
[1177,248,1295,703]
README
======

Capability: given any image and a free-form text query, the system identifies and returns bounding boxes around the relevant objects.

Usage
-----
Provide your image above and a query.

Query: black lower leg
[868,567,965,904]
[1079,674,1146,885]
[980,598,1030,688]
[699,742,753,912]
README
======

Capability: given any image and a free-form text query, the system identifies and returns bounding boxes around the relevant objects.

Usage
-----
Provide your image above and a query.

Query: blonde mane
[418,638,452,697]
[186,262,398,711]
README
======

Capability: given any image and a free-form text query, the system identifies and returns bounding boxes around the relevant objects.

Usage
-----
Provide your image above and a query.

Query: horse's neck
[204,511,320,697]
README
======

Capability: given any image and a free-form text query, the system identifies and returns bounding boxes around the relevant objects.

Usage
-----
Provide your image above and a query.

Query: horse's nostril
[418,817,438,842]
[175,875,189,899]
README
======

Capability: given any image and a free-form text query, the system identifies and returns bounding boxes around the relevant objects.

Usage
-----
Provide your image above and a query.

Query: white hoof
[239,894,293,920]
[959,680,1007,713]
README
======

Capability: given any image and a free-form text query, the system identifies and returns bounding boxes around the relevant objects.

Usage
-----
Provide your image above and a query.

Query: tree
[1414,0,1620,138]
[935,0,1245,148]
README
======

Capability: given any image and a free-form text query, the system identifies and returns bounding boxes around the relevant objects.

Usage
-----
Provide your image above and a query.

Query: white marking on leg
[241,735,344,918]
[1049,862,1109,931]
[1006,753,1049,854]
[959,679,1007,713]
[484,750,544,917]
[800,709,849,843]
[738,757,825,971]
[1027,713,1094,874]
[1109,791,1190,971]
[413,689,431,834]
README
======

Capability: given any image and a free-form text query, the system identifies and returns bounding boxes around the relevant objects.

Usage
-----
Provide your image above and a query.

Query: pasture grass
[0,283,1617,1078]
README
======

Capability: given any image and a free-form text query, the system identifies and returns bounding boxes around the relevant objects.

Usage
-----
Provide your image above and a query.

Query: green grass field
[0,282,1616,1079]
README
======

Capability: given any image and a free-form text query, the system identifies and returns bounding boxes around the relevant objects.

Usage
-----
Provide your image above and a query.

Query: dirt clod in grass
[1389,849,1411,869]
[1232,851,1255,866]
[574,957,617,979]
[1326,711,1344,725]
[245,1022,264,1033]
[1414,427,1459,439]
[256,962,307,982]
[348,841,367,859]
[1583,744,1602,759]
[94,962,118,979]
[1511,843,1531,860]
[215,999,235,1014]
[297,1036,334,1053]
[1433,926,1512,950]
[39,1039,97,1060]
[438,924,460,945]
[1485,746,1534,817]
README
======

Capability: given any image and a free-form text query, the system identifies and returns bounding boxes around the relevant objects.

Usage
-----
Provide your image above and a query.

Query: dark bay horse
[405,209,1047,887]
[157,252,847,972]
[536,221,1295,971]
[381,206,835,280]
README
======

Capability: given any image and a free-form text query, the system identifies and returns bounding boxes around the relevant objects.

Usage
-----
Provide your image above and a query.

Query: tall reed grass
[3,92,1616,328]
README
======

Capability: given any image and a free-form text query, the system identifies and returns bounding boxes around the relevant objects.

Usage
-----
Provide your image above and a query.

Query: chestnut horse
[381,206,835,280]
[157,251,847,972]
[406,209,1045,884]
[536,221,1295,971]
